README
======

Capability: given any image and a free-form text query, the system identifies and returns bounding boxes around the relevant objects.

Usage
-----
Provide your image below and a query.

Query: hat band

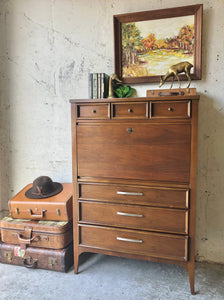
[32,185,53,196]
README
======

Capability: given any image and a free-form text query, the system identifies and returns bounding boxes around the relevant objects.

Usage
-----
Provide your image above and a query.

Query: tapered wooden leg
[74,251,79,274]
[188,263,195,295]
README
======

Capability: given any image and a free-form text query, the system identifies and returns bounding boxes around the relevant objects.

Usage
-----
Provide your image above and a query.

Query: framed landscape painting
[114,4,202,84]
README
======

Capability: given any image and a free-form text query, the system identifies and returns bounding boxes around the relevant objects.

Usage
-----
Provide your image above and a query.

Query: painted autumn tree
[142,33,156,51]
[122,23,143,65]
[177,25,194,52]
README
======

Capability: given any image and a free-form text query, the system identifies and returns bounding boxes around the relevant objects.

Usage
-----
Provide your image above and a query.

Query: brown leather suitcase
[0,241,73,272]
[8,183,73,221]
[0,216,73,249]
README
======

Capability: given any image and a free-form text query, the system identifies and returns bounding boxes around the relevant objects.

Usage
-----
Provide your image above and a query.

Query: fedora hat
[25,176,63,199]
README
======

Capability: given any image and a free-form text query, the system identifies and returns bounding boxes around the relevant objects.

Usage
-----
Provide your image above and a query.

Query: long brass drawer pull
[117,191,143,196]
[117,212,143,218]
[117,237,143,243]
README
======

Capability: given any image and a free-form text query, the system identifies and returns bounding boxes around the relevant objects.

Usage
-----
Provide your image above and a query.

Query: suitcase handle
[23,258,38,269]
[27,209,47,218]
[17,234,40,244]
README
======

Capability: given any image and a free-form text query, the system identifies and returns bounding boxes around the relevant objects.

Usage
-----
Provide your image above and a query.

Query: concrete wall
[0,0,224,263]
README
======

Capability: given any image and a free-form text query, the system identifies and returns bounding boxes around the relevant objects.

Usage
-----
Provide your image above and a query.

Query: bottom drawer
[79,225,188,261]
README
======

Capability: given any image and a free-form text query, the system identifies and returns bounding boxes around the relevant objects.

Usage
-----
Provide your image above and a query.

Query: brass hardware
[15,208,19,214]
[107,73,122,99]
[127,128,132,133]
[92,109,96,113]
[35,208,39,211]
[56,209,61,216]
[117,237,143,243]
[168,107,174,111]
[128,108,133,113]
[4,251,12,262]
[48,257,58,268]
[41,236,49,241]
[117,191,143,196]
[117,212,143,218]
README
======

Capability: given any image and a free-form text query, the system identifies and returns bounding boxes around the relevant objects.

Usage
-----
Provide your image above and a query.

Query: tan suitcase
[0,216,73,249]
[0,241,73,272]
[8,183,73,221]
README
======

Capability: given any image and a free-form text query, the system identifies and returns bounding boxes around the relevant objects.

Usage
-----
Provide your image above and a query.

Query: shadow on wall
[0,2,11,218]
[196,93,224,262]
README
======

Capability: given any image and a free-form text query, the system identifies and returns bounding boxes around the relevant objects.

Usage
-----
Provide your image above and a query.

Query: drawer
[79,201,188,234]
[112,102,148,119]
[77,103,110,119]
[150,101,191,118]
[79,225,188,261]
[79,183,189,209]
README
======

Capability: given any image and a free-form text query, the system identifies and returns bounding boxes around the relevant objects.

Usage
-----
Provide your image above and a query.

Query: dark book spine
[103,73,109,98]
[89,73,93,99]
[98,73,101,99]
[92,73,98,99]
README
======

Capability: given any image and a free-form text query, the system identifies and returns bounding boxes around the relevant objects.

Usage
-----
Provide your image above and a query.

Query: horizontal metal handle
[117,237,143,243]
[117,191,143,196]
[117,212,143,218]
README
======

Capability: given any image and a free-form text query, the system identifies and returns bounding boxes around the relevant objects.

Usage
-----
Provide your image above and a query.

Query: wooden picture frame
[114,4,202,84]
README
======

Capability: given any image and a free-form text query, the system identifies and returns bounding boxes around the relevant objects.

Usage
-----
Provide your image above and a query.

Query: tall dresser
[70,89,199,294]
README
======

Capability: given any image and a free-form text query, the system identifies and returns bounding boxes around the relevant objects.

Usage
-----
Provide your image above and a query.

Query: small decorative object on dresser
[159,61,193,89]
[107,73,122,98]
[70,88,199,294]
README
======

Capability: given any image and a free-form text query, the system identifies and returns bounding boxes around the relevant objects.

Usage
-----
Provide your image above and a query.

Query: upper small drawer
[77,103,110,119]
[150,101,191,119]
[112,102,148,119]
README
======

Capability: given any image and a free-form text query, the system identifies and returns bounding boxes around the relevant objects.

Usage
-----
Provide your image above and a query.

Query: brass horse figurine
[159,61,193,89]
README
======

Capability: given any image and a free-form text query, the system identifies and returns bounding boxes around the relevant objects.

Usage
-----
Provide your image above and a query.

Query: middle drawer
[112,102,148,119]
[79,201,188,234]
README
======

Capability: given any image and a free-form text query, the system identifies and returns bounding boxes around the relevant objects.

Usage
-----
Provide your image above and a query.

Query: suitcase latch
[41,235,49,241]
[4,251,12,262]
[56,209,60,216]
[48,257,58,268]
[15,208,19,214]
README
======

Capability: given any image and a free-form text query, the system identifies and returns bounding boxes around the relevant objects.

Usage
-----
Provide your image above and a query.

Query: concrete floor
[0,253,224,300]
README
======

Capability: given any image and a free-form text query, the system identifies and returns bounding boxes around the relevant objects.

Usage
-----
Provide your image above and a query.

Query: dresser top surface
[70,95,200,104]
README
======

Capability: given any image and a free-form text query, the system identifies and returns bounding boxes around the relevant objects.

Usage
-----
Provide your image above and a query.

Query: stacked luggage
[0,176,73,272]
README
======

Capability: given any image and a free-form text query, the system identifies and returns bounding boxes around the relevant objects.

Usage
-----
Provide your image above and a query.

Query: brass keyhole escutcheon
[128,108,133,113]
[127,128,132,133]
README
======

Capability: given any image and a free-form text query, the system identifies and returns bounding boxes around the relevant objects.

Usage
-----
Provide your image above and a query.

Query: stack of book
[89,73,109,99]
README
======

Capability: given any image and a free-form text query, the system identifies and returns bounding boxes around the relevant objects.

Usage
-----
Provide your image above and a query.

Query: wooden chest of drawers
[70,92,199,294]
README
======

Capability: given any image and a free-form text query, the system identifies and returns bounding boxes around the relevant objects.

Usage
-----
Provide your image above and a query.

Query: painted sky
[135,15,194,40]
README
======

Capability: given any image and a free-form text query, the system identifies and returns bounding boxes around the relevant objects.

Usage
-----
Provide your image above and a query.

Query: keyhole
[127,128,132,133]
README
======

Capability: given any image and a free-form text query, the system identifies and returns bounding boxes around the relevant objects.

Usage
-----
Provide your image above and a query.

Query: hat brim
[25,182,63,199]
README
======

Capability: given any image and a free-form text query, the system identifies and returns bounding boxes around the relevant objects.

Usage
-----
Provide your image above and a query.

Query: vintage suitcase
[8,183,73,221]
[0,241,73,272]
[0,216,73,249]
